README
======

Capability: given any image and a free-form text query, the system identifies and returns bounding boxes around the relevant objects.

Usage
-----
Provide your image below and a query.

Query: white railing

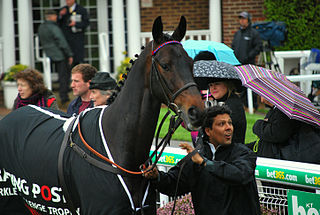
[34,35,52,90]
[140,29,211,47]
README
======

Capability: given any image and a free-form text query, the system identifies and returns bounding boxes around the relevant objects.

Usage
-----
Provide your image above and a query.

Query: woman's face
[260,96,274,107]
[208,82,228,100]
[90,89,111,106]
[17,79,33,99]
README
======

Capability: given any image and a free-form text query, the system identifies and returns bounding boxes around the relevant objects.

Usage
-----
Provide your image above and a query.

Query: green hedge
[264,0,320,51]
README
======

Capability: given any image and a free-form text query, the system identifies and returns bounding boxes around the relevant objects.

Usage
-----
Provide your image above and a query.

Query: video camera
[252,21,287,47]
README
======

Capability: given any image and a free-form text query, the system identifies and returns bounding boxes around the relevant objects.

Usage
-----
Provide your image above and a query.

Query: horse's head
[148,16,205,130]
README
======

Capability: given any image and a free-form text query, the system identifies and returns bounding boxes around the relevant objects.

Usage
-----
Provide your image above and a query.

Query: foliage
[260,205,279,215]
[157,193,194,215]
[264,0,320,51]
[1,64,28,82]
[116,51,132,81]
[157,193,279,215]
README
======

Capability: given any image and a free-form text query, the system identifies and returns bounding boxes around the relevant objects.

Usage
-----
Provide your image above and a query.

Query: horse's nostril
[188,106,196,118]
[188,106,203,127]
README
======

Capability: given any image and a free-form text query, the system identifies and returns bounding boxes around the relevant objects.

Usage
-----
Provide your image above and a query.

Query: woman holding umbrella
[193,51,247,145]
[235,64,320,164]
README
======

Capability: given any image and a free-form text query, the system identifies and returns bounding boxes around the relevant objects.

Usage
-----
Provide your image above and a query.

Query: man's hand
[68,20,76,27]
[60,8,67,16]
[68,57,73,65]
[179,143,204,165]
[143,166,159,179]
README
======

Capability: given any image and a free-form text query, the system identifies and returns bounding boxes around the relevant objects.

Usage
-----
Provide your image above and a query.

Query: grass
[156,107,265,144]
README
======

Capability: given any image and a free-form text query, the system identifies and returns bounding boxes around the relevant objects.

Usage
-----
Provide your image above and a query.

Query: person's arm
[253,108,295,143]
[204,145,257,185]
[144,161,194,196]
[144,143,201,196]
[74,6,90,30]
[53,25,73,58]
[248,29,262,60]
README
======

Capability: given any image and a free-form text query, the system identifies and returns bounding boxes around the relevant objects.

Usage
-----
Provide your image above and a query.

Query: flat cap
[239,11,250,19]
[89,72,117,90]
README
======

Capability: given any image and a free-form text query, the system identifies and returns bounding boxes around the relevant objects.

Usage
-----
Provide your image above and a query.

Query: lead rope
[171,144,202,215]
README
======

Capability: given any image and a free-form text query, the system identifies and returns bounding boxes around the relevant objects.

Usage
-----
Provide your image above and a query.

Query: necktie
[69,7,73,13]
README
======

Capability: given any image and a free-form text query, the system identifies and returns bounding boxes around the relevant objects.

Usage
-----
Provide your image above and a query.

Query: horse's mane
[106,51,139,105]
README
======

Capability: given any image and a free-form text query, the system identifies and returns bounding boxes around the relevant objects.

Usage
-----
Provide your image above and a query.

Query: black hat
[89,72,117,90]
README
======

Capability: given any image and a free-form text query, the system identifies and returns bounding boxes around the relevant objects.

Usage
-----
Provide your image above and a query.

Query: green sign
[287,190,320,215]
[255,165,320,189]
[149,150,185,166]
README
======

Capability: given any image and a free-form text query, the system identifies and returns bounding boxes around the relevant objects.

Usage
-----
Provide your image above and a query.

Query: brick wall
[140,0,266,46]
[140,0,209,32]
[222,0,265,46]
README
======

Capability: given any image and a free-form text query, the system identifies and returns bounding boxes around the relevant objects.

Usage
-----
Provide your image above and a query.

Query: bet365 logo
[290,194,320,215]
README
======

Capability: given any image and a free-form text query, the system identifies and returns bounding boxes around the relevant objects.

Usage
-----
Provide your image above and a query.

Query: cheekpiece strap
[152,40,182,56]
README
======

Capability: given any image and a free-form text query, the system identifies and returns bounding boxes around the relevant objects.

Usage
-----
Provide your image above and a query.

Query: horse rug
[0,105,151,215]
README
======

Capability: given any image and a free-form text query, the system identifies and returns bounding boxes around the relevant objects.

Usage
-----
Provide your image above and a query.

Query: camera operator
[232,11,262,111]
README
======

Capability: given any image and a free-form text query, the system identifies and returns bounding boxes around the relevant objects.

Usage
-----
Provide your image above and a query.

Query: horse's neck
[102,57,161,169]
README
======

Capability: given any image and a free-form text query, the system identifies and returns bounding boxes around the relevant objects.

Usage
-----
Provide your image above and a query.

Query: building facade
[0,0,265,80]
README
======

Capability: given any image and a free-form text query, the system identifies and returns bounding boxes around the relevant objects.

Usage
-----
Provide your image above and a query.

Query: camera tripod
[258,40,281,73]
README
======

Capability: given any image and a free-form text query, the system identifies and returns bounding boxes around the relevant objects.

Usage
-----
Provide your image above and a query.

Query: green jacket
[38,20,73,62]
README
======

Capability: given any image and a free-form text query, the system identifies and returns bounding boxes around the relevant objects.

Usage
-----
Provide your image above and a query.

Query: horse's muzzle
[185,106,205,131]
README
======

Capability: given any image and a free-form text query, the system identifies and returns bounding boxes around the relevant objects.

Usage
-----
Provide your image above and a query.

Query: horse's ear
[172,16,187,42]
[152,16,163,44]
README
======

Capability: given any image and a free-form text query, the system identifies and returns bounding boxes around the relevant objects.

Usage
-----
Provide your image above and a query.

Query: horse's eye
[160,63,169,71]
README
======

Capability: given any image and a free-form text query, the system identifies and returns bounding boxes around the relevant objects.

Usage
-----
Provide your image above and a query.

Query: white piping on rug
[97,106,150,211]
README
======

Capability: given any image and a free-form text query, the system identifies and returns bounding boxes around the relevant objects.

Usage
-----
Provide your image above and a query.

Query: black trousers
[53,59,70,102]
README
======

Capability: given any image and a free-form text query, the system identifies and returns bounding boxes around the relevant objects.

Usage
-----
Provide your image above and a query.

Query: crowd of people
[1,7,319,215]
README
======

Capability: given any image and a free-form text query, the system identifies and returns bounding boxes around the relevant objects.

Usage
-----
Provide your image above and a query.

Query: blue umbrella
[182,40,240,65]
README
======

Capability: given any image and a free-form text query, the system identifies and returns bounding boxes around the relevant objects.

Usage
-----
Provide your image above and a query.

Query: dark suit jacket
[58,4,89,63]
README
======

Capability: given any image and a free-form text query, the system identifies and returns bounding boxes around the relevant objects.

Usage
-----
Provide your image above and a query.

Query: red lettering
[41,185,52,201]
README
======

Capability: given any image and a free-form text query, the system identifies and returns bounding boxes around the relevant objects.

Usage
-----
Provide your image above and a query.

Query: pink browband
[152,40,182,56]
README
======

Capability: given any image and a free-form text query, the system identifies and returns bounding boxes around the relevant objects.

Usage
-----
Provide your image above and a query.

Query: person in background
[58,0,90,66]
[192,51,247,145]
[144,105,261,215]
[89,72,117,106]
[67,64,97,115]
[13,69,58,110]
[194,51,216,61]
[232,11,262,111]
[38,9,73,105]
[251,95,320,164]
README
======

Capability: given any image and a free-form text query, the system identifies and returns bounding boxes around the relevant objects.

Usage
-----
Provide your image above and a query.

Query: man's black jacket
[155,142,261,215]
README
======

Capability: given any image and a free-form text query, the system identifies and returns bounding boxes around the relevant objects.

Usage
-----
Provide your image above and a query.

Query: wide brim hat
[89,72,117,90]
[193,60,244,92]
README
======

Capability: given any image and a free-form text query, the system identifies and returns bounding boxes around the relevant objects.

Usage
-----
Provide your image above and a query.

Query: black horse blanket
[0,105,152,215]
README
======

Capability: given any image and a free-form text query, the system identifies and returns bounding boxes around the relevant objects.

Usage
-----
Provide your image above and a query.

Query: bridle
[150,40,198,114]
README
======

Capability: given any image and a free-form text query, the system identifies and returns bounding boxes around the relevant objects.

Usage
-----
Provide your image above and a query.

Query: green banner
[150,150,320,189]
[255,165,320,189]
[287,190,320,215]
[150,151,185,166]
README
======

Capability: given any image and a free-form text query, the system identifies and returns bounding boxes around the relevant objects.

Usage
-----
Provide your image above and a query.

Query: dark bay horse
[0,16,204,215]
